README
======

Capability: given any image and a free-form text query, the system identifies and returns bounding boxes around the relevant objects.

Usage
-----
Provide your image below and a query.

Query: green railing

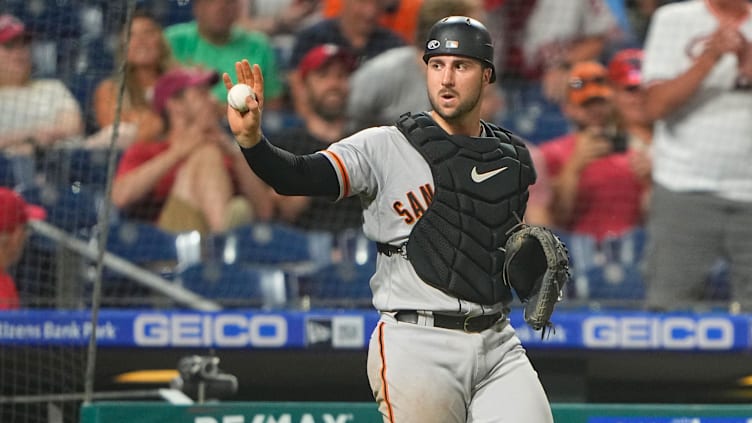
[81,401,752,422]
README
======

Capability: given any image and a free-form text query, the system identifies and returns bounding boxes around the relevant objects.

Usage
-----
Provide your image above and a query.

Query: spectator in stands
[346,0,485,132]
[321,0,423,44]
[272,44,363,233]
[92,9,175,147]
[0,14,83,155]
[287,0,405,119]
[539,61,648,241]
[111,67,274,235]
[641,0,752,311]
[237,0,321,38]
[486,0,618,143]
[165,0,284,108]
[0,188,45,310]
[607,48,652,189]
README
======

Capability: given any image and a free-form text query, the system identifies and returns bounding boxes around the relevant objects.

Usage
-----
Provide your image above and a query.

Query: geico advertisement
[582,316,736,350]
[133,313,288,347]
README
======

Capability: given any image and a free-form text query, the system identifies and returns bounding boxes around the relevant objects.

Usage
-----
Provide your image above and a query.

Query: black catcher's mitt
[503,225,570,336]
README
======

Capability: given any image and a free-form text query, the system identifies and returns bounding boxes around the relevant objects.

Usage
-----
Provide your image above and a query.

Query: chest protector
[395,112,537,305]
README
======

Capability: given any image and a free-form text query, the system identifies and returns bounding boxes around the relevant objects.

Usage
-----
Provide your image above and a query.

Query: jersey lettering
[392,201,415,225]
[407,191,426,220]
[392,184,434,225]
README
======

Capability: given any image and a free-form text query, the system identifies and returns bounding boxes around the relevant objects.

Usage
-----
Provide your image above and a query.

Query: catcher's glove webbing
[503,224,570,338]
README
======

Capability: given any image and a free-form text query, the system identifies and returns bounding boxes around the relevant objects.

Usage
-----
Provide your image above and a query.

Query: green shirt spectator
[165,21,283,102]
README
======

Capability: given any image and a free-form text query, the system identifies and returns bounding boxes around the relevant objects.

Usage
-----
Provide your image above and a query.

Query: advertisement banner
[1,309,750,351]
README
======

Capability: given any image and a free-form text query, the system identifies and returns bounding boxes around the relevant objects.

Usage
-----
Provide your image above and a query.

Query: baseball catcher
[504,224,570,337]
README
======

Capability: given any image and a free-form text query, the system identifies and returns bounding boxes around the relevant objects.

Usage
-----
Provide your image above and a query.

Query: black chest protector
[395,112,537,305]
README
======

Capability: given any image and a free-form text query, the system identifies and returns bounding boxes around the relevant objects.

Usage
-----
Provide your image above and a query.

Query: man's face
[194,0,238,39]
[0,37,31,82]
[613,85,651,126]
[342,0,384,35]
[566,97,614,129]
[304,60,351,122]
[426,55,488,123]
[172,84,220,126]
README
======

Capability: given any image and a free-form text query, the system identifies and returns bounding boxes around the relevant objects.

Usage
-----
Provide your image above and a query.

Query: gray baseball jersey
[321,125,552,423]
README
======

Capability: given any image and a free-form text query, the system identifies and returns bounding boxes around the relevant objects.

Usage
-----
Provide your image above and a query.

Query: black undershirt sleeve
[240,137,341,198]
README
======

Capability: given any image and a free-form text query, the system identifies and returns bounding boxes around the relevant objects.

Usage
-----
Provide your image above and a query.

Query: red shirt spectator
[0,187,46,309]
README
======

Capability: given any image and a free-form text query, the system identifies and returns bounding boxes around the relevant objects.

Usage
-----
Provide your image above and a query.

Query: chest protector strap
[394,112,536,305]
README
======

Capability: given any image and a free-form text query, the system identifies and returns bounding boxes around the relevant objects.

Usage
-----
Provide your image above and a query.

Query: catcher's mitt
[503,225,570,337]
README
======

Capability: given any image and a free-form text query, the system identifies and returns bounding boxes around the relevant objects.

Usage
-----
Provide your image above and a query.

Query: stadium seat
[585,262,646,301]
[65,147,121,190]
[302,260,375,308]
[100,221,183,265]
[602,227,647,266]
[177,262,290,308]
[19,183,100,234]
[0,153,34,189]
[562,232,599,299]
[214,223,316,265]
[499,81,570,144]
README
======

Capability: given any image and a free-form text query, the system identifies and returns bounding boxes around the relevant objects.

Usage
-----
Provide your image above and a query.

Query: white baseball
[227,83,256,113]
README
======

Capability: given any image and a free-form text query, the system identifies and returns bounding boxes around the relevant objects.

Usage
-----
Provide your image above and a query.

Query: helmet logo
[427,39,440,50]
[445,40,459,49]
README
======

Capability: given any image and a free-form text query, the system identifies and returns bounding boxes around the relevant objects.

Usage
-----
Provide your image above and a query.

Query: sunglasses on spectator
[569,76,607,90]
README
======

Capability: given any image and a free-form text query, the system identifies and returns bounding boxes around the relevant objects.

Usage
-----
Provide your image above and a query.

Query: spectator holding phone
[539,61,648,240]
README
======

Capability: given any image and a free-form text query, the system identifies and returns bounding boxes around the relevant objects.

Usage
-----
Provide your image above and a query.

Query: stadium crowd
[1,0,750,312]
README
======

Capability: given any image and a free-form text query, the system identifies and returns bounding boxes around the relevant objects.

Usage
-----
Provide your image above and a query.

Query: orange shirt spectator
[322,0,423,43]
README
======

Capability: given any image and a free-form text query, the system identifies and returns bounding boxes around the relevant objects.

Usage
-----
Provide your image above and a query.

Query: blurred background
[1,0,752,422]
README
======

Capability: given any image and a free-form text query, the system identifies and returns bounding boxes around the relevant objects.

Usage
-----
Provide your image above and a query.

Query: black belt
[394,311,503,333]
[377,242,407,258]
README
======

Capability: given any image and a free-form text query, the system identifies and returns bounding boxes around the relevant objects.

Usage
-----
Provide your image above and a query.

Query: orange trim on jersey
[378,322,395,423]
[322,150,350,198]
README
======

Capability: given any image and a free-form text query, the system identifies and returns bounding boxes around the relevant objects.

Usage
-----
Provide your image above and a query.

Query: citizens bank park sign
[0,309,750,351]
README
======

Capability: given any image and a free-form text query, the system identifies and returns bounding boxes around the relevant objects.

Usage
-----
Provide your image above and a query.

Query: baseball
[227,83,256,113]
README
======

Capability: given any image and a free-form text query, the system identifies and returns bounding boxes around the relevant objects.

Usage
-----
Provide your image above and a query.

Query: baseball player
[224,17,554,423]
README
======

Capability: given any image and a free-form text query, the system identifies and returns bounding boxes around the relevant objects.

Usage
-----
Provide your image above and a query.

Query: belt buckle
[463,315,478,332]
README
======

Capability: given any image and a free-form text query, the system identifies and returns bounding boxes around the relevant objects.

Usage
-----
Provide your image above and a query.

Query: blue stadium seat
[585,263,646,300]
[177,262,289,308]
[302,260,375,307]
[563,232,599,299]
[65,147,121,190]
[19,183,100,234]
[499,81,570,144]
[101,221,182,264]
[0,154,34,189]
[213,223,316,265]
[602,227,647,266]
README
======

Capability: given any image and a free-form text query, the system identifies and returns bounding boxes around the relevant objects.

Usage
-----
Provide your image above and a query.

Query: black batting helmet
[423,16,496,83]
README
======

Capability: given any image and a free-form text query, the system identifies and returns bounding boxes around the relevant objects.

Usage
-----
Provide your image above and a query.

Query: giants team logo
[427,39,440,50]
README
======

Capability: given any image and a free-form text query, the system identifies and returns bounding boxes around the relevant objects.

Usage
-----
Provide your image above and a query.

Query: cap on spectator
[152,67,219,114]
[608,48,643,89]
[0,14,29,44]
[567,61,613,105]
[298,44,357,79]
[0,188,46,233]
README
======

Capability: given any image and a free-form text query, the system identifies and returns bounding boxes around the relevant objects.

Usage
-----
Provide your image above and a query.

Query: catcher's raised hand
[223,60,264,148]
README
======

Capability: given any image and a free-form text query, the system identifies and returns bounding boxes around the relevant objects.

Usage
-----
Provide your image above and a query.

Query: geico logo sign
[195,414,355,423]
[134,314,287,347]
[582,317,734,350]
